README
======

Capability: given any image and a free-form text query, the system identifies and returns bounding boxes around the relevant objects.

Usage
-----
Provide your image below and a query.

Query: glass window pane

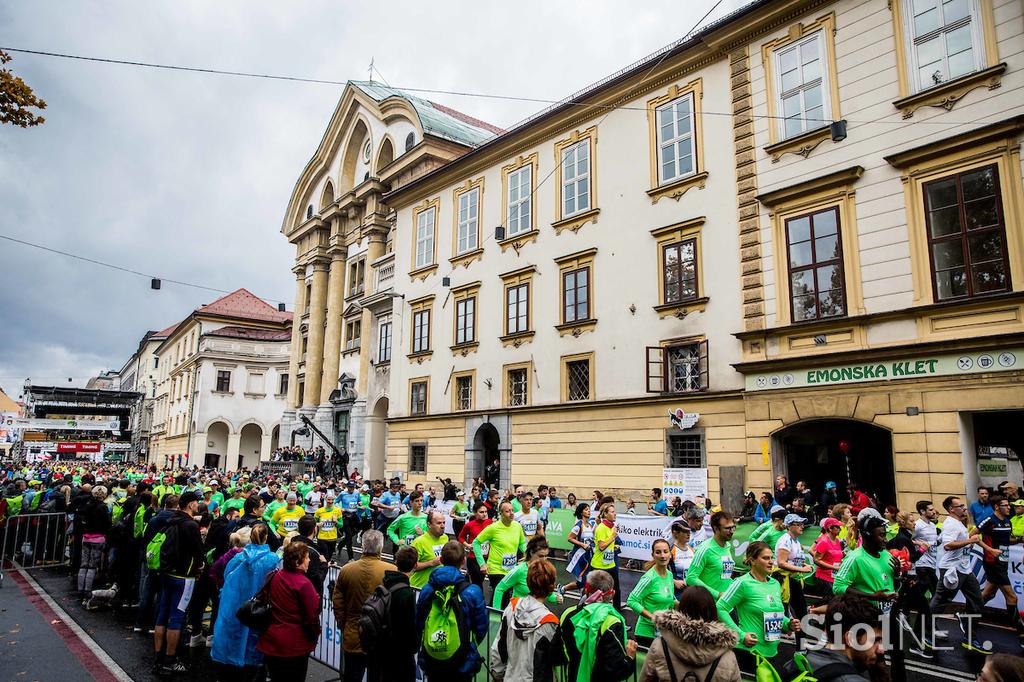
[789,241,812,267]
[658,107,673,138]
[965,198,999,230]
[782,94,802,118]
[800,38,819,64]
[792,294,817,321]
[564,194,575,216]
[946,23,973,55]
[914,6,939,36]
[916,36,943,68]
[935,267,968,299]
[961,167,994,201]
[971,261,1008,293]
[947,48,975,79]
[802,57,821,84]
[677,149,693,176]
[791,270,814,295]
[968,231,1005,263]
[943,0,969,24]
[932,240,966,269]
[816,264,841,291]
[818,289,845,318]
[815,235,840,261]
[804,84,823,112]
[780,47,798,75]
[785,116,803,139]
[781,67,801,94]
[929,206,962,237]
[788,216,811,243]
[812,209,838,237]
[926,177,958,208]
[919,63,944,88]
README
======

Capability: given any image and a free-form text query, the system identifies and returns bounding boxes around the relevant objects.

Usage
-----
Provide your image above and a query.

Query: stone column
[286,266,306,409]
[319,243,348,405]
[302,259,330,407]
[357,225,389,396]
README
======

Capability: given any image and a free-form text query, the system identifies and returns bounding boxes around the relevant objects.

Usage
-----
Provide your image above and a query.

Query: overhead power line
[0,233,288,305]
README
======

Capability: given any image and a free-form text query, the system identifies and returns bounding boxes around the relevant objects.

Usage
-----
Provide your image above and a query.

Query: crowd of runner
[1,461,1023,682]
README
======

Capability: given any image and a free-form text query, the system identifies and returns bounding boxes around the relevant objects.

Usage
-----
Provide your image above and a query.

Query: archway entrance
[270,425,280,452]
[239,423,263,471]
[773,419,896,507]
[473,423,501,489]
[206,421,229,469]
[368,397,389,480]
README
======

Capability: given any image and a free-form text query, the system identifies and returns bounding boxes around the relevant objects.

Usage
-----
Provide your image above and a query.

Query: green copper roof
[351,80,502,148]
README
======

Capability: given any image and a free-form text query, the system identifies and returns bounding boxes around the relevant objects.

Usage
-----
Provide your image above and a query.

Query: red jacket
[850,490,871,514]
[257,567,321,658]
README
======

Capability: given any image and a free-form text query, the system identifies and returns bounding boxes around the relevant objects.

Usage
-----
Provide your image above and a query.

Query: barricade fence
[0,512,71,570]
[311,564,650,682]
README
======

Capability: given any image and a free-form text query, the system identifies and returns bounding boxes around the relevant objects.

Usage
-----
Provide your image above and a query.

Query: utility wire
[0,233,288,305]
[0,45,987,127]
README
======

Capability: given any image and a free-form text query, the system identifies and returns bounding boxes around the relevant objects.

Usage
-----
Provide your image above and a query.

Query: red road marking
[8,569,121,682]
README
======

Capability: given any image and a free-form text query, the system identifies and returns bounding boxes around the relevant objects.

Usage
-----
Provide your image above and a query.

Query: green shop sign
[747,348,1020,391]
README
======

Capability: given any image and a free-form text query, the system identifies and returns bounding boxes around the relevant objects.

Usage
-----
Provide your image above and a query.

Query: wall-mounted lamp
[495,226,506,240]
[442,276,451,287]
[830,120,848,142]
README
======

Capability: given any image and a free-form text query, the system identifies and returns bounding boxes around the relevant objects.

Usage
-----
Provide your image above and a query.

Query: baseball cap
[456,490,465,497]
[825,481,837,490]
[784,513,807,525]
[821,517,842,530]
[770,504,786,514]
[1013,499,1024,507]
[346,480,355,487]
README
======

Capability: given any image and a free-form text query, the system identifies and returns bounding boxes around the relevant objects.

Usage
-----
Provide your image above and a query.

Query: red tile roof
[428,100,506,136]
[196,289,292,324]
[153,321,182,338]
[206,326,292,342]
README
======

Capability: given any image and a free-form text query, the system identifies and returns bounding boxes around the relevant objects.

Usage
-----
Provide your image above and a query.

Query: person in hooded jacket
[210,523,279,680]
[415,540,489,682]
[641,585,740,682]
[77,486,112,601]
[490,560,560,681]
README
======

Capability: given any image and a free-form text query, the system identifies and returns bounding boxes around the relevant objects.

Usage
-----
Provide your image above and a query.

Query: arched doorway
[368,397,389,480]
[473,423,501,489]
[773,419,896,507]
[206,421,229,469]
[239,423,263,471]
[270,425,280,452]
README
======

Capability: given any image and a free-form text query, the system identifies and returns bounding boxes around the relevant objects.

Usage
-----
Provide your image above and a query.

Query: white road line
[15,565,134,682]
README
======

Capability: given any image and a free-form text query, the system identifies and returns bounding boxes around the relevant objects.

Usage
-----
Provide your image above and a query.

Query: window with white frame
[507,166,532,236]
[410,382,427,416]
[455,375,473,411]
[656,94,695,184]
[345,319,362,351]
[412,309,430,354]
[455,297,476,345]
[774,31,830,140]
[561,140,591,217]
[415,207,435,269]
[904,0,983,92]
[377,319,392,363]
[507,367,529,407]
[457,187,479,255]
[506,283,529,335]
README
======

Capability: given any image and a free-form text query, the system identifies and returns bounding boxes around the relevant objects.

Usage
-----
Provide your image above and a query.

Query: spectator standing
[330,529,396,682]
[257,541,321,682]
[650,488,669,516]
[366,546,418,682]
[152,492,204,675]
[847,484,872,515]
[809,517,844,597]
[77,486,111,602]
[970,486,994,526]
[640,585,740,682]
[773,476,795,507]
[490,561,560,681]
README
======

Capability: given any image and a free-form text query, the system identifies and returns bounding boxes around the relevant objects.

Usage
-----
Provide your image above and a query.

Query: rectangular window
[506,283,529,335]
[507,368,528,407]
[646,341,709,393]
[378,320,392,363]
[561,139,591,217]
[566,358,591,402]
[297,381,304,400]
[656,94,695,184]
[786,207,846,321]
[215,370,231,392]
[456,187,480,255]
[246,372,264,394]
[415,207,436,270]
[668,433,705,468]
[905,0,982,92]
[663,239,698,303]
[924,164,1010,301]
[305,283,312,314]
[409,444,427,474]
[562,268,590,323]
[410,381,427,416]
[301,336,308,355]
[456,375,473,411]
[412,309,431,353]
[455,297,476,345]
[345,320,362,351]
[279,373,288,396]
[507,166,532,236]
[774,31,830,139]
[348,259,366,297]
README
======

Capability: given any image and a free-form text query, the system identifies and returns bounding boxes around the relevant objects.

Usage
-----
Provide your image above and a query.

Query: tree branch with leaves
[1,50,47,127]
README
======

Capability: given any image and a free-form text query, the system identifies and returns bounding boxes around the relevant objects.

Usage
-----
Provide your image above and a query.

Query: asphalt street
[11,556,1021,682]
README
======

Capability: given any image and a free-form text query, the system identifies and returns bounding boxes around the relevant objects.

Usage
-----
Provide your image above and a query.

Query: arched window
[320,181,335,210]
[364,171,370,182]
[306,205,314,220]
[405,132,416,151]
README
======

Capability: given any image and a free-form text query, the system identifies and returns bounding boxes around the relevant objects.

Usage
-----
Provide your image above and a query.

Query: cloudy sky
[0,0,748,397]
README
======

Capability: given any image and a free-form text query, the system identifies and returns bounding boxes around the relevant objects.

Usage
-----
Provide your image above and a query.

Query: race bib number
[501,553,517,570]
[999,545,1009,562]
[523,521,537,536]
[321,520,335,531]
[792,556,805,568]
[479,542,490,557]
[433,544,444,559]
[764,611,784,642]
[721,558,734,580]
[603,548,616,565]
[878,600,894,615]
[283,518,299,531]
[405,534,415,546]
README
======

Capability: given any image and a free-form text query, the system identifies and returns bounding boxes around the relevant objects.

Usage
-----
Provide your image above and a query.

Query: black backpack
[359,581,411,653]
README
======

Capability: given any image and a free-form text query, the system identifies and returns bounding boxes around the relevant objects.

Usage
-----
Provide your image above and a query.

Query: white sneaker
[188,634,205,648]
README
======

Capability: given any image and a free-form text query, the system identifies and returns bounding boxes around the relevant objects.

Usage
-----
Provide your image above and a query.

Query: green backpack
[420,581,471,665]
[145,524,179,572]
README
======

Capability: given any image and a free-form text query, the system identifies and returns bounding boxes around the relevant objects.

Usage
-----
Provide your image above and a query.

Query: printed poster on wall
[662,467,708,503]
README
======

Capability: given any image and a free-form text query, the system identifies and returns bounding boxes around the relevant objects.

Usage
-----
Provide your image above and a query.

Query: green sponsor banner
[545,508,576,550]
[747,348,1021,392]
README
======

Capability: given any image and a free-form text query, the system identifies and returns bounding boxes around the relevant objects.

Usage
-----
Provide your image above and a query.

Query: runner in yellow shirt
[315,492,344,562]
[271,492,306,538]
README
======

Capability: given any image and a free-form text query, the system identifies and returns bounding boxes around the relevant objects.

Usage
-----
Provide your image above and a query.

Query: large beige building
[285,0,1024,505]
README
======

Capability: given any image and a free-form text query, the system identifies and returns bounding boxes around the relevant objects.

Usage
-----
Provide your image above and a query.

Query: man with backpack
[331,529,396,682]
[784,594,885,682]
[551,569,636,682]
[416,540,488,682]
[149,491,204,675]
[362,545,418,682]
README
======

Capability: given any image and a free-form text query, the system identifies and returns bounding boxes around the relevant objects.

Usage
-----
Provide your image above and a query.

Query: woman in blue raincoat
[211,523,280,679]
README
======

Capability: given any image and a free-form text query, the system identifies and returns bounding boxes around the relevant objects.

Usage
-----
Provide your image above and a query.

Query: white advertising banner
[662,467,708,503]
[613,514,675,561]
[3,417,121,432]
[958,544,1024,612]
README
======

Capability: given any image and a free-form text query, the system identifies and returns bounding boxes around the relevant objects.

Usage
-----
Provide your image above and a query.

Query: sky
[0,0,749,399]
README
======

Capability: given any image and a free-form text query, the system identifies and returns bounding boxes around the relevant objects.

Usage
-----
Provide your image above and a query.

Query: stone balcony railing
[374,258,394,293]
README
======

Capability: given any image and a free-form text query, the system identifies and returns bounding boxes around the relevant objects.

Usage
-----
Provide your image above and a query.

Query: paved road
[12,557,1019,682]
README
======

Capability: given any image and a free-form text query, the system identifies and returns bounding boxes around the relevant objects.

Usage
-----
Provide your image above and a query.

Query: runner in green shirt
[833,516,898,614]
[686,511,737,598]
[296,475,313,500]
[387,490,428,547]
[209,481,225,510]
[492,536,560,608]
[263,489,287,533]
[748,507,788,549]
[717,540,800,662]
[626,538,677,645]
[473,501,527,582]
[409,510,448,588]
[223,489,246,514]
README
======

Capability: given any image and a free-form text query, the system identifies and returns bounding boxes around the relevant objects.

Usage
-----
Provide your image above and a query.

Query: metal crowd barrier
[311,564,650,681]
[0,512,71,571]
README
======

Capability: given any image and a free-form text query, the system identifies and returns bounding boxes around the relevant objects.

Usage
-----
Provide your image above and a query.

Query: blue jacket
[210,543,281,667]
[415,565,489,676]
[754,501,772,524]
